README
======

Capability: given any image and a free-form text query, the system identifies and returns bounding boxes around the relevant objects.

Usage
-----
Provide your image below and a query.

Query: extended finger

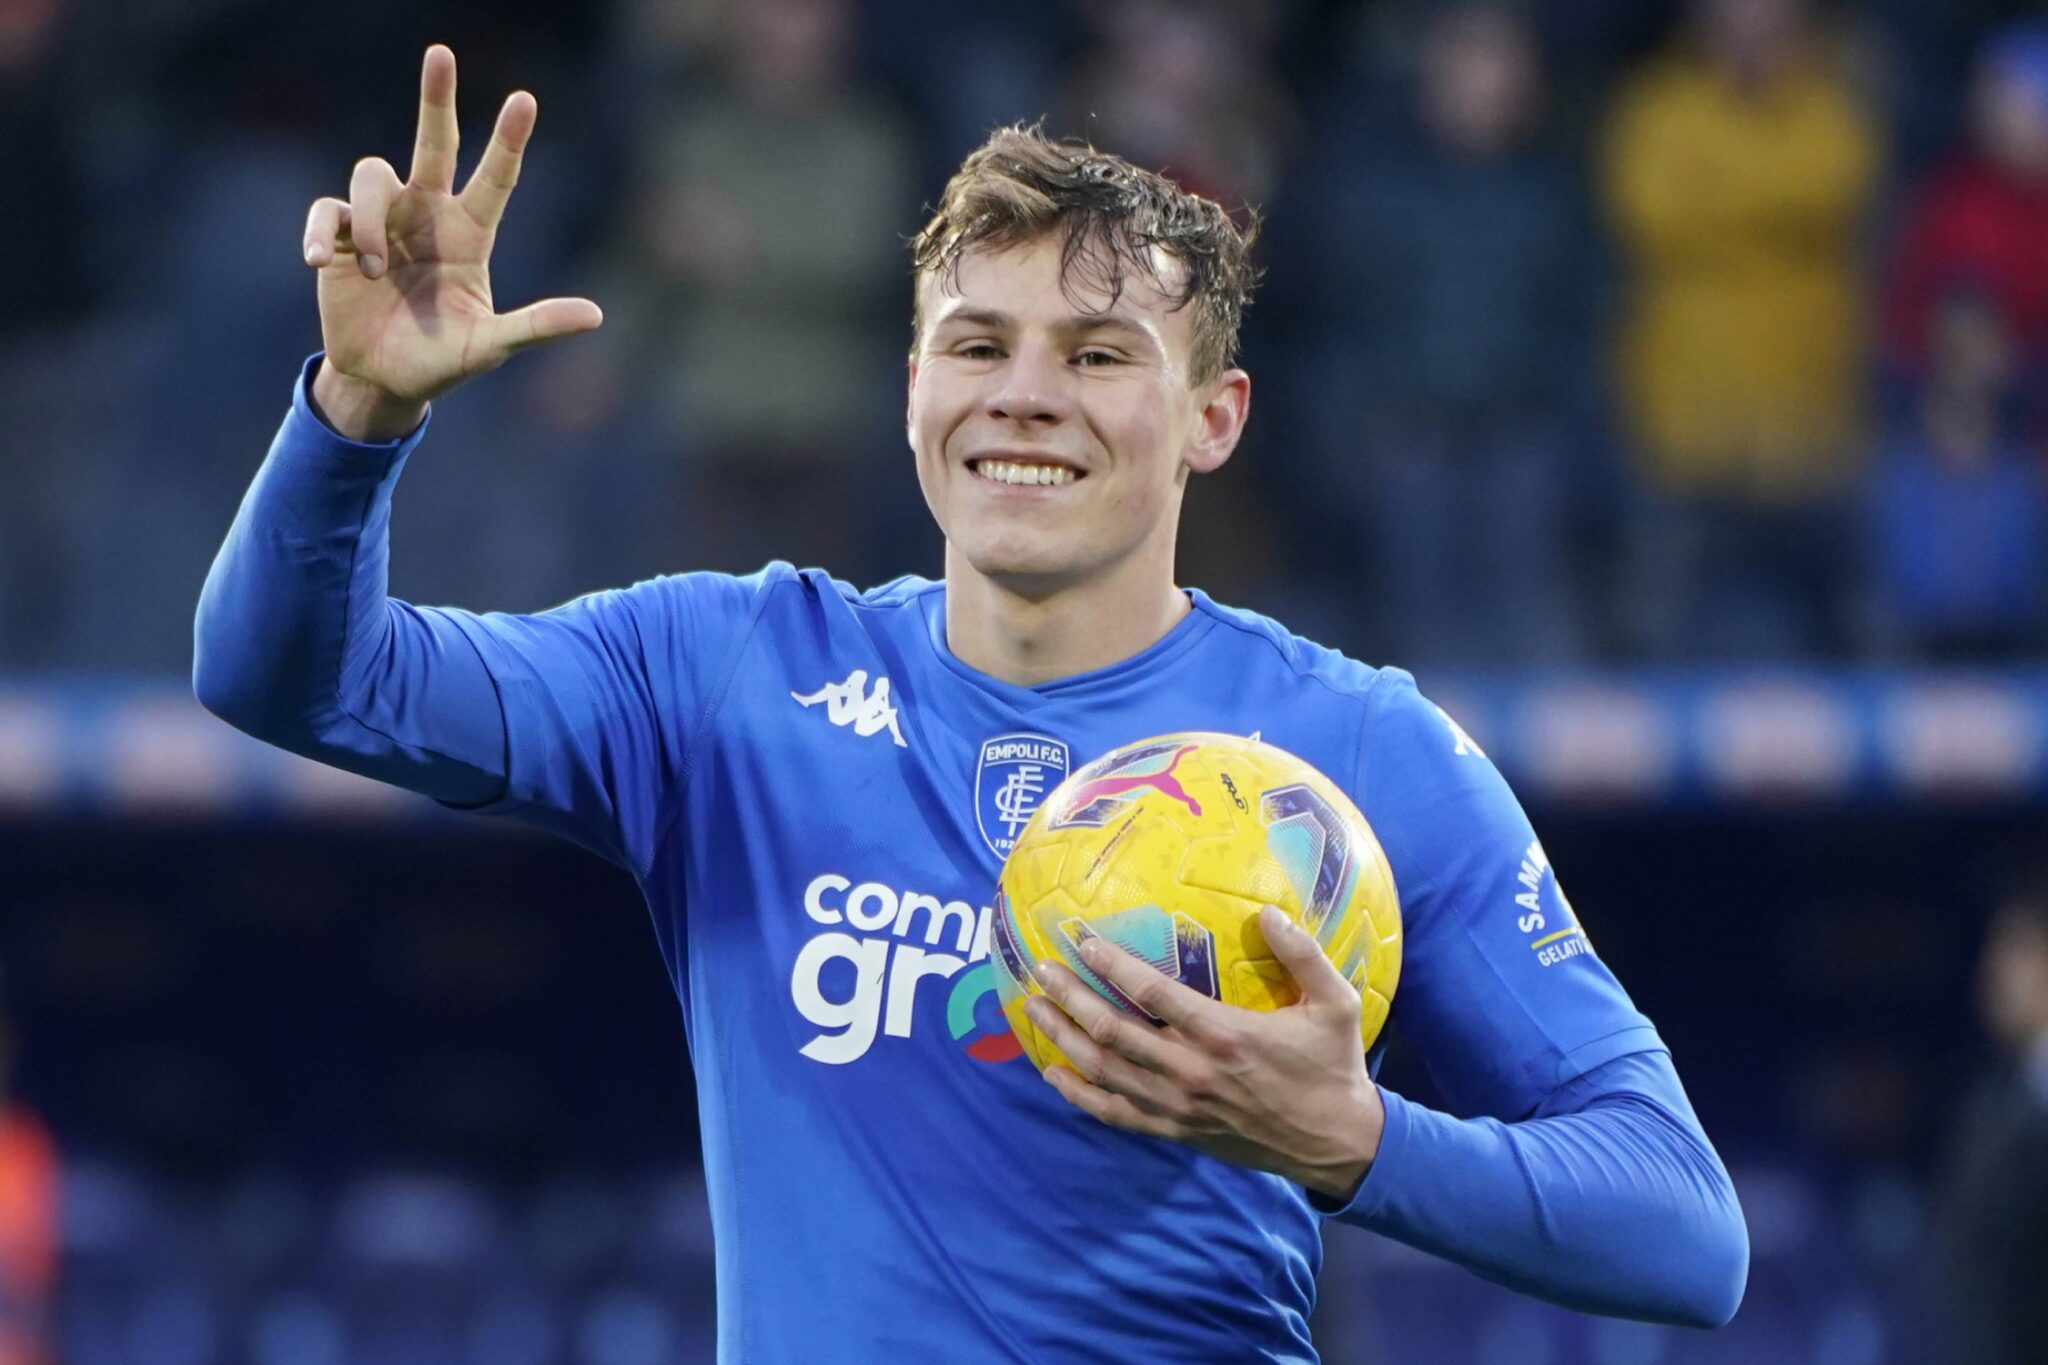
[460,90,536,230]
[348,156,402,278]
[410,44,459,192]
[485,296,605,359]
[1259,905,1361,1020]
[1073,934,1227,1040]
[303,197,352,267]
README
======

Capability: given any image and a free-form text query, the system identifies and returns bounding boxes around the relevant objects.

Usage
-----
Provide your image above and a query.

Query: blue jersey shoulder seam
[639,566,795,881]
[848,573,943,614]
[1189,596,1390,710]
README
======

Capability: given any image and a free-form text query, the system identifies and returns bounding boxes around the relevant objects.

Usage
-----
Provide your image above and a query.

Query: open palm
[303,45,601,406]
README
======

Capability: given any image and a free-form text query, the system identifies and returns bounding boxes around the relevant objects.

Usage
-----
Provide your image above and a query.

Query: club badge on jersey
[975,733,1070,857]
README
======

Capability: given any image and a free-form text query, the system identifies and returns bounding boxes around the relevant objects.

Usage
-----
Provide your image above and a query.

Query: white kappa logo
[792,669,908,748]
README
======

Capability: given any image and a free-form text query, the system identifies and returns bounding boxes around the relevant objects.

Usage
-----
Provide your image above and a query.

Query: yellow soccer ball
[991,732,1402,1073]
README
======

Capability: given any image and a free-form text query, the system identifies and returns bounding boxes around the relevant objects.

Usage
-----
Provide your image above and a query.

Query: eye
[958,343,1002,360]
[1074,350,1124,367]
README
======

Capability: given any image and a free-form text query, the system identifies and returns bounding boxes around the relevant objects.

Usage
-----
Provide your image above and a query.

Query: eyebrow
[933,307,1157,344]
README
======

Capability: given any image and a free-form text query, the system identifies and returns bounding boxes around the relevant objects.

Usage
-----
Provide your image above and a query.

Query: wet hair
[909,122,1261,384]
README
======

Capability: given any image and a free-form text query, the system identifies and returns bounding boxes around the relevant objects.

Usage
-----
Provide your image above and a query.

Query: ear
[906,354,919,438]
[1182,368,1251,476]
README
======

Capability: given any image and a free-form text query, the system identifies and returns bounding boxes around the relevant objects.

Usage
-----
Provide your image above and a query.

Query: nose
[984,342,1072,426]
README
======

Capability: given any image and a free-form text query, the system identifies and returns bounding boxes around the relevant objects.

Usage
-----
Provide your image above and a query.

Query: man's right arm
[197,45,643,836]
[194,354,508,806]
[191,39,605,786]
[194,47,791,871]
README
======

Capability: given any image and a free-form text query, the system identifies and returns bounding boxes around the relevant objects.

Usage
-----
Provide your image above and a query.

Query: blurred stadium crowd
[5,0,2048,672]
[5,0,2048,1362]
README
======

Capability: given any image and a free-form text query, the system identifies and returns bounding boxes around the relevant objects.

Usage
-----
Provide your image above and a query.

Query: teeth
[976,459,1077,486]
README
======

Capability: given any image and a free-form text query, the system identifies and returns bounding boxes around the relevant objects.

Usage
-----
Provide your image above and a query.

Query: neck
[942,543,1192,688]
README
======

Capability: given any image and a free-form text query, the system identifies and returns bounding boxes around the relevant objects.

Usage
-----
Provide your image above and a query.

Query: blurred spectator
[1936,866,2048,1365]
[1857,0,2043,174]
[1888,21,2048,406]
[1316,3,1590,665]
[599,0,916,579]
[1603,0,1880,658]
[856,0,1063,185]
[1062,1,1296,210]
[1870,291,2047,660]
[0,968,56,1365]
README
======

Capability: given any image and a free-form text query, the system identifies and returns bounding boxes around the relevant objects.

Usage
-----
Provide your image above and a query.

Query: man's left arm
[1318,672,1747,1326]
[1029,671,1747,1327]
[1325,1048,1747,1326]
[1030,913,1747,1328]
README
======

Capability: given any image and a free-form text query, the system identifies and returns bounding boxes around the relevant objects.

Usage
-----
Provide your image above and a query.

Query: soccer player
[195,46,1746,1361]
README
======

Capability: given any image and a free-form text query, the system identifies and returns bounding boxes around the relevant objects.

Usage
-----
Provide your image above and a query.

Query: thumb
[1259,904,1355,1013]
[489,296,605,358]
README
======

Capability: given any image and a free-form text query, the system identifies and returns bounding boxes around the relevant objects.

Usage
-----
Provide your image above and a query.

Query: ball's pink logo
[1050,741,1203,828]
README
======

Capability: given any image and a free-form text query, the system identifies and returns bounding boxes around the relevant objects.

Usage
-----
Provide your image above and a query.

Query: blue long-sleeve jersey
[194,357,1747,1361]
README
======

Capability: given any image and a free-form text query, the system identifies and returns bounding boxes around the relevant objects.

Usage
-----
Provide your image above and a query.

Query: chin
[958,533,1088,593]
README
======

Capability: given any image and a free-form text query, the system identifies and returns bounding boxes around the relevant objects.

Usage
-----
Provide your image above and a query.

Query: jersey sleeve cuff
[1305,1031,1672,1225]
[1306,1085,1415,1223]
[289,353,432,452]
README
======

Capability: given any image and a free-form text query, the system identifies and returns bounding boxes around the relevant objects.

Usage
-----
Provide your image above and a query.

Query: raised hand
[302,45,602,438]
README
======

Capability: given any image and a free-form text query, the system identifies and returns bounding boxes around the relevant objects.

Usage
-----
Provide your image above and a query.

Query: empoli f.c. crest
[975,733,1071,857]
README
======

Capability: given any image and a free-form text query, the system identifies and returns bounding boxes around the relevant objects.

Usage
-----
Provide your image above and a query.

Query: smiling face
[908,233,1249,600]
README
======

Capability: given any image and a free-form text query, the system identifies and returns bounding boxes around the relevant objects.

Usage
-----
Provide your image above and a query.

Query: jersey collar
[918,584,1221,705]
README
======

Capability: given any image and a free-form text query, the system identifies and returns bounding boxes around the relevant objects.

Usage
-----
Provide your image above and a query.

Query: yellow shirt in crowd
[1604,51,1880,503]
